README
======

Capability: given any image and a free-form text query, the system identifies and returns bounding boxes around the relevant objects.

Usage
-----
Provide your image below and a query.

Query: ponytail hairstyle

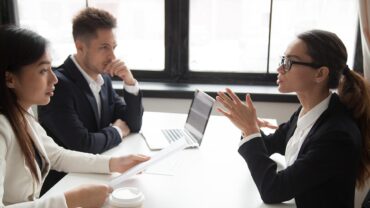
[298,29,370,188]
[339,67,370,189]
[0,25,48,182]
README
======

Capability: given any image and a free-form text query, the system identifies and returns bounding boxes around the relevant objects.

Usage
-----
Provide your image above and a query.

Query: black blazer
[238,94,362,208]
[38,56,144,154]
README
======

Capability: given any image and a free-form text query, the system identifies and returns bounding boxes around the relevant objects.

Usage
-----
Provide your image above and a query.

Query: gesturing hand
[216,88,260,136]
[257,118,278,129]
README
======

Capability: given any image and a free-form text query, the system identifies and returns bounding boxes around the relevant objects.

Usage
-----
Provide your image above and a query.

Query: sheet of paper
[143,154,183,176]
[109,139,187,189]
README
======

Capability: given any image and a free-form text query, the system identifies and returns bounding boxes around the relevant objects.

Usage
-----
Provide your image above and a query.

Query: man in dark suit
[38,8,143,194]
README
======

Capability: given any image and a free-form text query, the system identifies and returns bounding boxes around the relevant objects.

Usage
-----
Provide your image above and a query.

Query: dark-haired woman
[0,25,149,207]
[217,30,370,208]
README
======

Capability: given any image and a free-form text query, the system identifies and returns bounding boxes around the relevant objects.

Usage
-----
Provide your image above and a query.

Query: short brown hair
[72,7,117,41]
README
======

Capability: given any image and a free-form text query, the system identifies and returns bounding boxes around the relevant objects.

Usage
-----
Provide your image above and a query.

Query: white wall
[143,98,299,124]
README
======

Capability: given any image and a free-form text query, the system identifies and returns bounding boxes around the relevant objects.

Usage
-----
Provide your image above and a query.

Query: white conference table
[44,111,296,208]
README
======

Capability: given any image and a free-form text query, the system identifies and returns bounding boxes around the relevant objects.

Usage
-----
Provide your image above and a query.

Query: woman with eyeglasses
[0,25,150,207]
[217,29,370,208]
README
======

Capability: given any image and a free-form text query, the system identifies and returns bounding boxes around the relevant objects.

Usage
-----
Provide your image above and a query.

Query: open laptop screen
[184,90,215,144]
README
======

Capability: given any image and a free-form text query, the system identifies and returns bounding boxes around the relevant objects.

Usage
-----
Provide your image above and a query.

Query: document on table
[109,139,187,189]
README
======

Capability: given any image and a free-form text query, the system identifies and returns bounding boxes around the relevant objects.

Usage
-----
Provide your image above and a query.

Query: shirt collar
[70,55,104,87]
[297,93,332,130]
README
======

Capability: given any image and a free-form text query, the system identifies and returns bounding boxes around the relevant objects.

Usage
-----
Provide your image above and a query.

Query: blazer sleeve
[260,123,289,156]
[238,129,358,203]
[34,121,111,173]
[109,79,144,133]
[0,119,68,208]
[0,195,68,208]
[38,76,122,154]
[0,123,8,208]
[260,110,299,156]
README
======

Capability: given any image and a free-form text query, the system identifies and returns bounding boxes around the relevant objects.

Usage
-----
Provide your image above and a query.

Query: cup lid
[110,187,144,207]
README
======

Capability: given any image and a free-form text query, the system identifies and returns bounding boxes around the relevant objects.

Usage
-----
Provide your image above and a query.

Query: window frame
[131,0,361,85]
[132,0,279,85]
[3,0,362,86]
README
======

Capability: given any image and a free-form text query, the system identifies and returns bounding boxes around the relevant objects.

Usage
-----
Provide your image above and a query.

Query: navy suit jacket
[238,94,362,208]
[38,56,143,154]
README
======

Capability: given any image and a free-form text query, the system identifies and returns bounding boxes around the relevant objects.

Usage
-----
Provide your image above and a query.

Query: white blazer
[0,110,111,208]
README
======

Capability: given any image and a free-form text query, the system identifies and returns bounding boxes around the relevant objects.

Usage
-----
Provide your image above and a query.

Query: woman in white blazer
[0,25,150,207]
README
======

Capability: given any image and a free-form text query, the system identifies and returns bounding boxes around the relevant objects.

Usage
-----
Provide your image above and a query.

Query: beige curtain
[359,0,370,81]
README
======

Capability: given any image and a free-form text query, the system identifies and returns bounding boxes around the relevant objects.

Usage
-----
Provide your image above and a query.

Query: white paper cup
[109,187,144,208]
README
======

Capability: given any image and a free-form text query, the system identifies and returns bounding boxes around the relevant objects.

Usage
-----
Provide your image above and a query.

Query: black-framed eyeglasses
[279,56,322,72]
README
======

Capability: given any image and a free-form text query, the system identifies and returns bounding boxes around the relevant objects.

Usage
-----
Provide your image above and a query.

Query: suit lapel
[25,113,50,180]
[99,81,109,128]
[60,57,100,128]
[296,94,342,155]
[297,112,327,156]
[285,111,299,146]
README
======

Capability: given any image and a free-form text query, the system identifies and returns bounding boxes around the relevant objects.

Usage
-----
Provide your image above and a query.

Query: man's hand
[104,59,136,85]
[113,119,131,138]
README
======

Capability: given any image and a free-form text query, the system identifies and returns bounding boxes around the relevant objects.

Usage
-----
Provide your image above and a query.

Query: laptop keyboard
[162,129,185,143]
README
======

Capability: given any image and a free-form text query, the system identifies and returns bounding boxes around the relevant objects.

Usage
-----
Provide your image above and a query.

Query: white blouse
[285,94,332,166]
[0,109,111,208]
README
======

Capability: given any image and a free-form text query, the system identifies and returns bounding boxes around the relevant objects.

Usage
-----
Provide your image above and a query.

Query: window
[17,0,85,66]
[269,0,358,73]
[89,0,165,71]
[189,0,271,73]
[16,0,358,85]
[17,0,164,70]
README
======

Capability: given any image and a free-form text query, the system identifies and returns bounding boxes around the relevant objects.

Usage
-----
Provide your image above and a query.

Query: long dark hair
[0,25,48,182]
[298,29,370,188]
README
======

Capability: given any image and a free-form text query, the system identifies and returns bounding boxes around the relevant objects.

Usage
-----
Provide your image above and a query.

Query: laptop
[142,90,215,150]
